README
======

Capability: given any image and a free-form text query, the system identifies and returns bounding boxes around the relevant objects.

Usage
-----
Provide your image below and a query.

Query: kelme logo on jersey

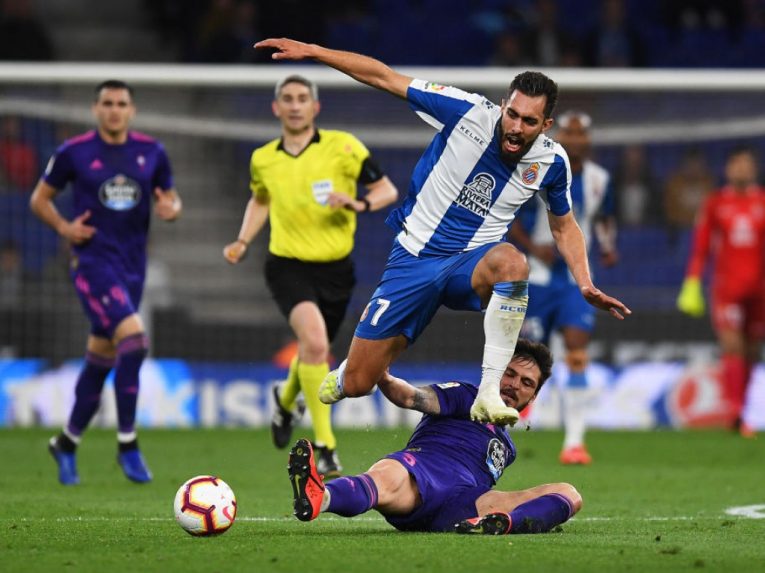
[522,162,540,185]
[485,438,506,482]
[453,173,495,217]
[99,174,141,211]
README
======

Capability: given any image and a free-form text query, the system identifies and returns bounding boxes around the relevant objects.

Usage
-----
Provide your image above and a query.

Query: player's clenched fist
[223,239,248,264]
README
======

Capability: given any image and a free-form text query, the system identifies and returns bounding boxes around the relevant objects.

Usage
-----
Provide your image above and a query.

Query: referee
[224,75,398,477]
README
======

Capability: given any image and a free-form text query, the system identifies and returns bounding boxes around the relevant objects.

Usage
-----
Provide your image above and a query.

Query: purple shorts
[70,262,143,338]
[383,448,490,532]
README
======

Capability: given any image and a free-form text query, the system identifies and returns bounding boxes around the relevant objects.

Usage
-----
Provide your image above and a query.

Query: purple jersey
[43,130,173,278]
[406,382,516,487]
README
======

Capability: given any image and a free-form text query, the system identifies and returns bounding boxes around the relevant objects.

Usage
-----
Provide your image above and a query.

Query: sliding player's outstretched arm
[255,38,412,100]
[378,372,441,415]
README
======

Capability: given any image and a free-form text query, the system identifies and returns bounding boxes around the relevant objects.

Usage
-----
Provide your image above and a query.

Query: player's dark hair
[94,79,134,100]
[513,338,553,394]
[508,71,559,118]
[274,74,318,100]
[727,144,757,161]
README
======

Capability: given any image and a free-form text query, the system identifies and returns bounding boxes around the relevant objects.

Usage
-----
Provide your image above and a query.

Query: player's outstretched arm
[378,372,441,415]
[255,38,412,100]
[548,211,631,320]
[223,197,269,264]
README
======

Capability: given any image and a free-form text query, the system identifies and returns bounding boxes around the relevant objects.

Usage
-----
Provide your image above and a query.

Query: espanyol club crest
[521,162,540,185]
[99,174,142,211]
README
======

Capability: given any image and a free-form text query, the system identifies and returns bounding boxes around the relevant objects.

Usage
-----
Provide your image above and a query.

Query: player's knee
[557,482,583,513]
[565,349,589,372]
[485,244,529,282]
[298,337,329,363]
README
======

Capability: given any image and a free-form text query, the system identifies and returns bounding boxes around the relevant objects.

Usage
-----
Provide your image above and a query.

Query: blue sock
[326,474,378,517]
[509,494,574,533]
[67,352,114,436]
[114,334,148,435]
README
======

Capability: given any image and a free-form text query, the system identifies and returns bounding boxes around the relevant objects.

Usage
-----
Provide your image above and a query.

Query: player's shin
[113,333,149,443]
[65,351,115,440]
[298,361,336,450]
[473,281,528,423]
[562,371,590,450]
[324,474,378,517]
[508,493,575,533]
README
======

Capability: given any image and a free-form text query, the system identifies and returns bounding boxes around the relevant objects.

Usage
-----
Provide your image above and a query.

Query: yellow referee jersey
[250,129,370,262]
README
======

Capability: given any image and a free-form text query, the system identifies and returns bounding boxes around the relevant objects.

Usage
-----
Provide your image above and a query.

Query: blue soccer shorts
[521,281,595,345]
[354,240,501,343]
[383,449,490,532]
[70,261,144,339]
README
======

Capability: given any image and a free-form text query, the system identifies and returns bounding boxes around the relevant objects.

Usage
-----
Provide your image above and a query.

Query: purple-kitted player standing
[287,339,582,534]
[30,80,182,485]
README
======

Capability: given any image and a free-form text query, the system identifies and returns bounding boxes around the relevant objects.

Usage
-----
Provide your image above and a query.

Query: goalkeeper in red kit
[677,146,765,437]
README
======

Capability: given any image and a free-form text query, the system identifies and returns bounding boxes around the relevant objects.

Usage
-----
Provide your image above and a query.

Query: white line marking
[4,513,761,524]
[724,505,765,519]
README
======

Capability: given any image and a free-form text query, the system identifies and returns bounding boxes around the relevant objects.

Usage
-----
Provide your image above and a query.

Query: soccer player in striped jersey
[255,38,630,425]
[30,80,182,485]
[511,111,618,464]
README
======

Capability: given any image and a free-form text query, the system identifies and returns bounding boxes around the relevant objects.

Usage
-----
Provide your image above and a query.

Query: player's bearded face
[498,92,552,164]
[499,358,541,411]
[273,83,319,134]
[93,88,134,136]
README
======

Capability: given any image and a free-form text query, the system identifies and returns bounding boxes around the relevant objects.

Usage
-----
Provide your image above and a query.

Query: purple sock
[114,334,148,434]
[509,493,574,534]
[326,474,379,517]
[67,351,115,436]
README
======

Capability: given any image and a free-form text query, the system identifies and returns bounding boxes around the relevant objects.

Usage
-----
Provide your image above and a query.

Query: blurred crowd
[2,0,765,67]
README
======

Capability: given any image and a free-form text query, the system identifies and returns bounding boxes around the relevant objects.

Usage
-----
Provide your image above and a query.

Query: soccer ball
[173,475,237,536]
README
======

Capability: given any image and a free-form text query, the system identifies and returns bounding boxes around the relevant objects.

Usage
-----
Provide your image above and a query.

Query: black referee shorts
[263,254,356,342]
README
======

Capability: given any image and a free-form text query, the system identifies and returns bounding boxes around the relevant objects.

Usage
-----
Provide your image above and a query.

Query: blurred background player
[255,38,629,428]
[29,79,182,485]
[223,75,398,478]
[287,339,582,535]
[677,146,765,437]
[511,111,617,464]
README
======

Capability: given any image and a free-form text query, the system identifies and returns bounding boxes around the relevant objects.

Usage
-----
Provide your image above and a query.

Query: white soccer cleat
[470,393,520,426]
[318,369,345,405]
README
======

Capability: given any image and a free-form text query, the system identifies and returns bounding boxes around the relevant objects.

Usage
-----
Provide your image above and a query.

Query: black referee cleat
[271,385,305,449]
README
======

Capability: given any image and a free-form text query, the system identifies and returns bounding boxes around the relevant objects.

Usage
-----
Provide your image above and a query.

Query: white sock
[62,427,82,445]
[477,282,528,400]
[562,387,590,449]
[117,431,137,444]
[320,488,331,513]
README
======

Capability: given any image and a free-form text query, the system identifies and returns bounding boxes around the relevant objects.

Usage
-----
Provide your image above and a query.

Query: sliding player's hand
[254,38,315,61]
[581,285,631,320]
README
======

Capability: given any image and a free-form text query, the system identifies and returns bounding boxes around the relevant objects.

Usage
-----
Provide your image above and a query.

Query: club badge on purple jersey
[99,174,142,211]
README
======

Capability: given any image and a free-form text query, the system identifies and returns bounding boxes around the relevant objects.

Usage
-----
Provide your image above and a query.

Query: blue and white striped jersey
[385,79,572,257]
[518,159,614,286]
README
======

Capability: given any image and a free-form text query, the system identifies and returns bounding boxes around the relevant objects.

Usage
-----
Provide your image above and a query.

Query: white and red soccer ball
[173,475,237,536]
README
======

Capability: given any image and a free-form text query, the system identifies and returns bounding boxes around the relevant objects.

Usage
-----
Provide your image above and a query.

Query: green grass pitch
[2,428,764,573]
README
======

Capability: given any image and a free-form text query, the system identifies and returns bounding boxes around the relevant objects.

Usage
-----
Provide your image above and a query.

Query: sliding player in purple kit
[30,80,182,485]
[287,339,582,534]
[254,38,630,426]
